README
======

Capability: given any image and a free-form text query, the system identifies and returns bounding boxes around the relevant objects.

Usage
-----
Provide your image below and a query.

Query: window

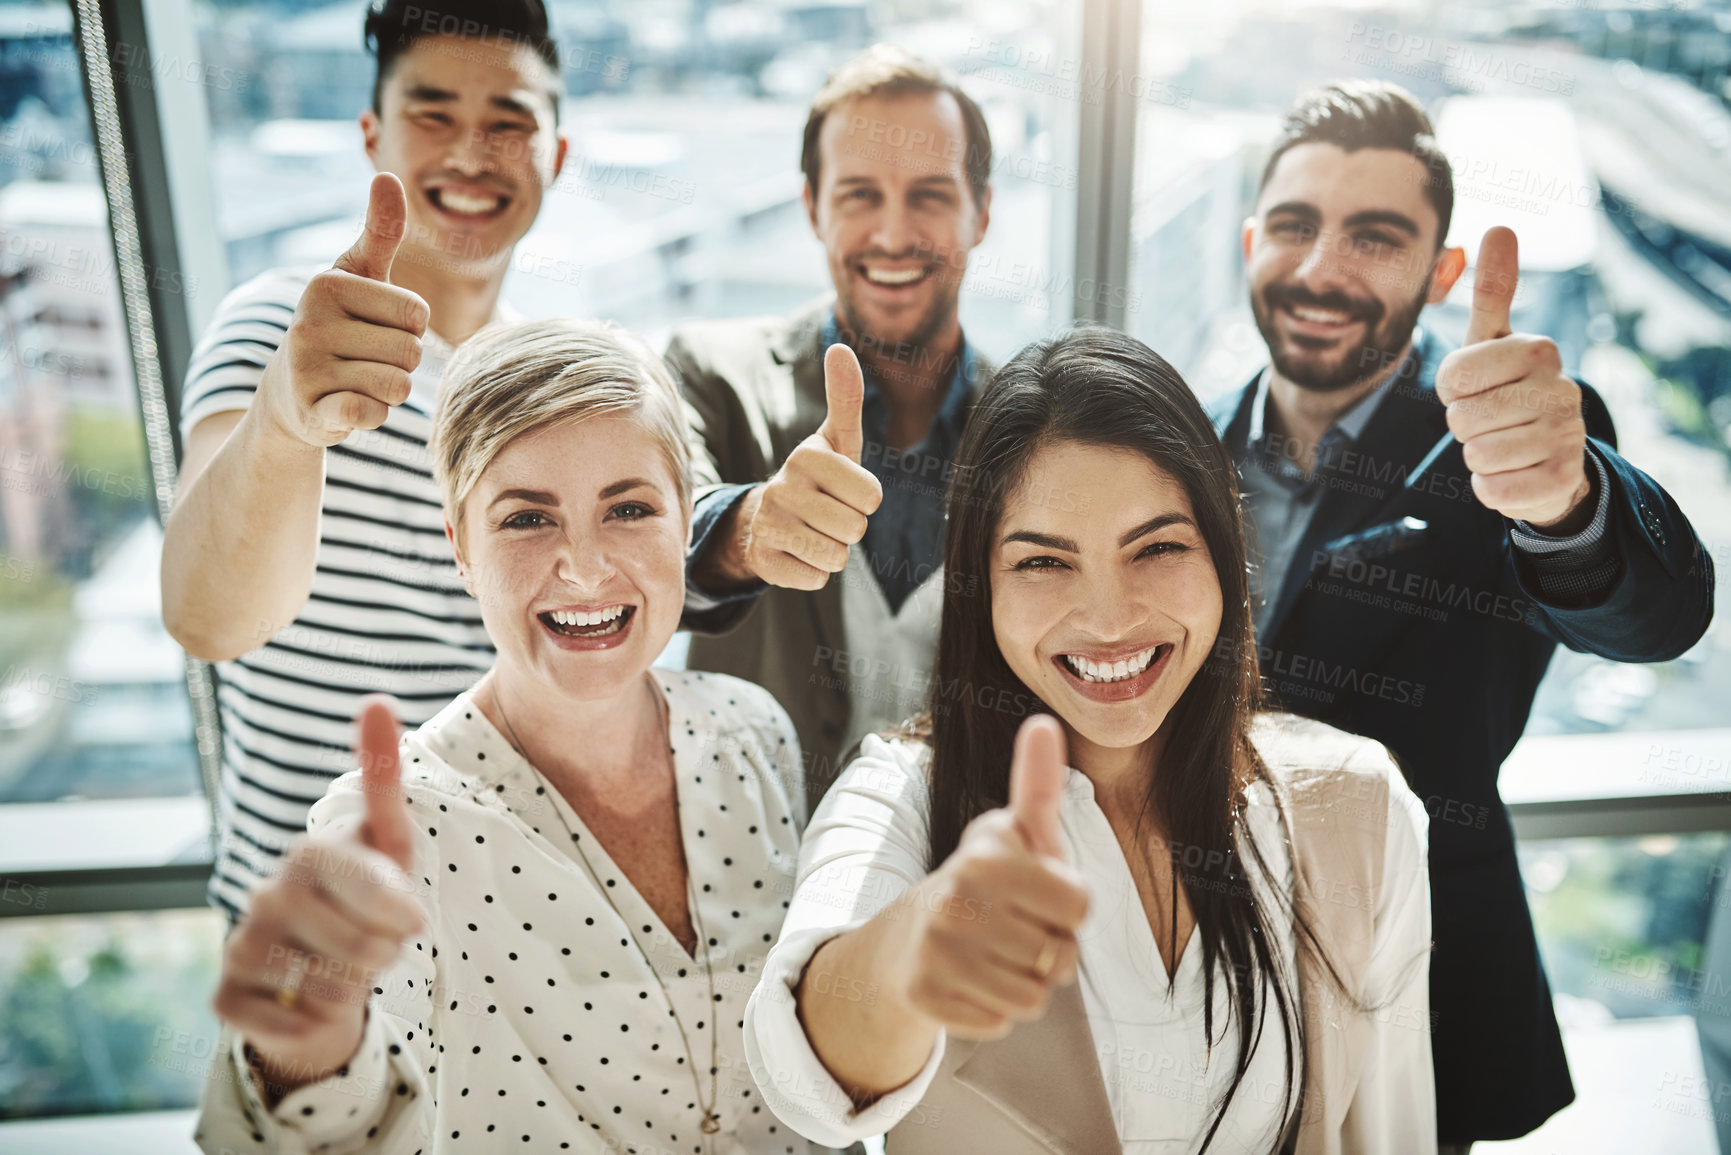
[0,1,204,864]
[189,0,1081,358]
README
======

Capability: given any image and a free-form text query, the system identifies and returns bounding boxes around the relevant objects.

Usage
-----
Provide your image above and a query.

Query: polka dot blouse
[195,669,839,1155]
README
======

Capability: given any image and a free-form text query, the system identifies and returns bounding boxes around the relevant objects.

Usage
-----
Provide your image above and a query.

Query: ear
[551,131,569,182]
[445,517,475,597]
[803,180,820,236]
[969,183,993,249]
[360,108,380,167]
[1427,245,1467,304]
[1241,216,1256,266]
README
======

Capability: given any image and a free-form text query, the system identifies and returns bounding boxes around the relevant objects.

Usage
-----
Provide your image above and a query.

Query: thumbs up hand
[718,343,884,590]
[1436,227,1592,530]
[256,172,432,451]
[213,696,427,1097]
[885,715,1091,1041]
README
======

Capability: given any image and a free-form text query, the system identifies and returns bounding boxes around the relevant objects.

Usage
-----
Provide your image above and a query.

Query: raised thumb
[355,694,414,871]
[1463,226,1518,346]
[334,171,409,282]
[1007,714,1069,859]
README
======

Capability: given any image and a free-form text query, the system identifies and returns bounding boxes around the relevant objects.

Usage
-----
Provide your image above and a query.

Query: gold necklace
[485,676,723,1149]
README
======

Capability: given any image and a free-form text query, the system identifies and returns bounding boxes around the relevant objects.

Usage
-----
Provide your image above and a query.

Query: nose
[553,527,617,593]
[443,125,491,179]
[869,196,917,258]
[1069,563,1151,646]
[1290,228,1360,295]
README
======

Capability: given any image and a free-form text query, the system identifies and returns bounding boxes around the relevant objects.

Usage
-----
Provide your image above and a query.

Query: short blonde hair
[433,318,693,550]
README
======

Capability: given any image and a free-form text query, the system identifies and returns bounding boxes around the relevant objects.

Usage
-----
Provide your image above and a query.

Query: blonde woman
[197,319,834,1154]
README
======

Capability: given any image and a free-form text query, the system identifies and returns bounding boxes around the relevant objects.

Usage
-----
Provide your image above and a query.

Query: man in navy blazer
[1213,81,1715,1151]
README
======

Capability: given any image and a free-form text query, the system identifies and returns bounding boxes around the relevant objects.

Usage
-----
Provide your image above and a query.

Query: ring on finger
[1033,936,1059,980]
[275,951,307,1010]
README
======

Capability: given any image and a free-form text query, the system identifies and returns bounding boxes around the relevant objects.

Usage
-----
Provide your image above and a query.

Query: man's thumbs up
[255,172,430,449]
[818,343,867,462]
[334,172,410,283]
[1463,226,1518,346]
[1437,226,1592,529]
[1008,714,1069,860]
[356,694,415,872]
[707,342,884,591]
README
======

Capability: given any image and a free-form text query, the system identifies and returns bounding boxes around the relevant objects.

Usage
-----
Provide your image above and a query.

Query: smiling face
[450,414,688,703]
[807,89,989,353]
[1245,142,1463,393]
[990,440,1223,761]
[362,34,565,279]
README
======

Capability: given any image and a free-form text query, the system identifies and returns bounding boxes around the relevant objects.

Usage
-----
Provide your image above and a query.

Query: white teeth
[437,189,504,216]
[547,606,626,629]
[863,266,925,285]
[1291,305,1352,324]
[1064,646,1160,683]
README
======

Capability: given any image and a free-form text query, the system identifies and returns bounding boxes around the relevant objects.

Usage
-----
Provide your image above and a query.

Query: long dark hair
[920,326,1312,1151]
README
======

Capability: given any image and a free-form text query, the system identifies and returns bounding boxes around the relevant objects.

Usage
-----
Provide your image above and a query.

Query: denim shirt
[686,313,978,614]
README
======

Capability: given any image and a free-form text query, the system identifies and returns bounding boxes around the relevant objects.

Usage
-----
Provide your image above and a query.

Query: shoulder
[1250,711,1404,807]
[833,731,932,807]
[211,265,320,320]
[665,299,829,377]
[663,668,798,756]
[1252,712,1426,864]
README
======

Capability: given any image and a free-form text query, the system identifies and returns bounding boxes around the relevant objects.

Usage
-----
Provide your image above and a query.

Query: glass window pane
[0,907,224,1119]
[0,1,205,873]
[190,0,1081,359]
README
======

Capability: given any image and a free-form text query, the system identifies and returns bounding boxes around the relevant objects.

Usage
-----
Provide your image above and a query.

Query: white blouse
[743,731,1434,1154]
[195,669,839,1155]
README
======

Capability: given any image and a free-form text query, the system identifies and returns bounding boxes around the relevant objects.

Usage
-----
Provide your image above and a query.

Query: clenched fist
[255,172,431,449]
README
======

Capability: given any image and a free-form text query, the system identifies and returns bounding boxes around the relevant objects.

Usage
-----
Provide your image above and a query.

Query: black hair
[919,326,1334,1152]
[1260,80,1453,246]
[363,0,561,121]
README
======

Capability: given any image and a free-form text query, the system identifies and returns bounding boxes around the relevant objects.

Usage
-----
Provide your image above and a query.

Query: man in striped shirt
[162,0,568,919]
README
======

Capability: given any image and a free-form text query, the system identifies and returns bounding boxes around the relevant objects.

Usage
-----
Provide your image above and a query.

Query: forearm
[163,407,327,660]
[795,887,940,1104]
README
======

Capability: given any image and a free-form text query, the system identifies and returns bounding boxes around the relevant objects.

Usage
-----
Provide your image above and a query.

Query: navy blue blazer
[1212,329,1716,1142]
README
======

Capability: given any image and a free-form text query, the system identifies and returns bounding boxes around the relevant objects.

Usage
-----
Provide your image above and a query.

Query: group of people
[164,1,1716,1153]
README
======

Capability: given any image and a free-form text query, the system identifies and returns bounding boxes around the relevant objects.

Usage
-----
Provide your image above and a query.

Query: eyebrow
[1264,200,1420,237]
[1000,513,1198,552]
[1342,208,1421,236]
[403,84,540,120]
[598,478,655,499]
[488,487,558,509]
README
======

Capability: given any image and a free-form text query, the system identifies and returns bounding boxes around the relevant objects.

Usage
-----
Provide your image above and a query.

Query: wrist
[695,484,763,588]
[243,1017,366,1110]
[240,402,326,464]
[1524,465,1595,535]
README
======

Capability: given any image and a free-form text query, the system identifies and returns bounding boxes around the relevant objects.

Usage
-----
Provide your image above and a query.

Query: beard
[835,261,961,371]
[1251,278,1428,393]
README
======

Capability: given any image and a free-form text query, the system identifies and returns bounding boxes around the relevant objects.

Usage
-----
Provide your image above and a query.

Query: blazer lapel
[951,981,1123,1155]
[1258,340,1455,641]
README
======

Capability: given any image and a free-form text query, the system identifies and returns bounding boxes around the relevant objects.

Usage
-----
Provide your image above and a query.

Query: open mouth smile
[536,604,635,650]
[1051,643,1175,702]
[426,186,512,221]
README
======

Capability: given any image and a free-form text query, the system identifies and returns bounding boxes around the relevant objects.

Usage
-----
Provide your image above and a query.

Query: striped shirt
[180,267,504,921]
